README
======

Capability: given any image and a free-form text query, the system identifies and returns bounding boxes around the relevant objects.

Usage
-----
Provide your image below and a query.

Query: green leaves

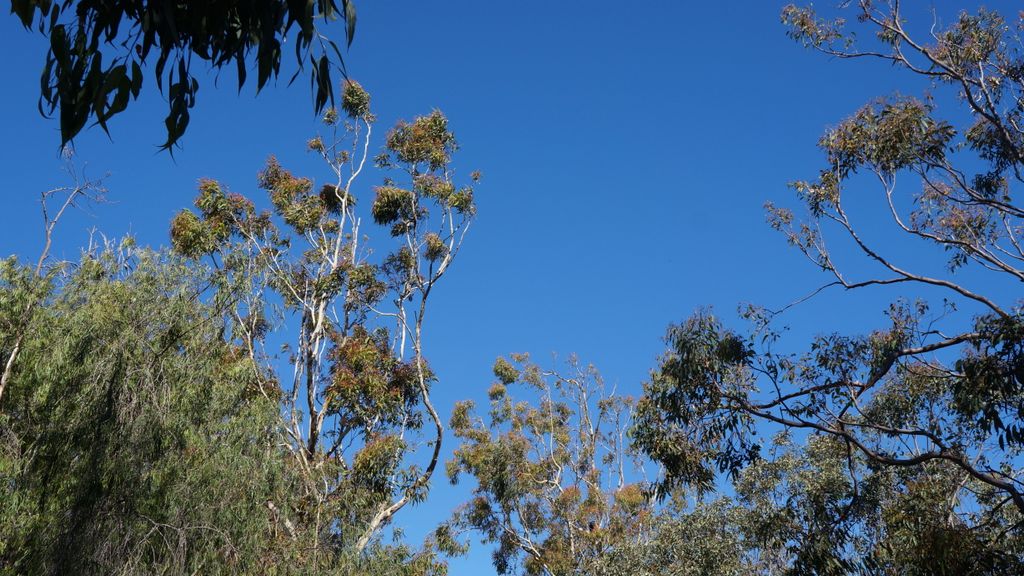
[372,186,416,226]
[326,325,422,430]
[780,4,846,49]
[634,312,758,495]
[449,355,652,575]
[492,357,519,385]
[25,0,358,150]
[821,98,955,181]
[169,209,213,258]
[353,435,408,497]
[344,0,357,47]
[158,93,479,564]
[10,0,43,29]
[422,233,448,262]
[0,250,291,574]
[952,314,1024,448]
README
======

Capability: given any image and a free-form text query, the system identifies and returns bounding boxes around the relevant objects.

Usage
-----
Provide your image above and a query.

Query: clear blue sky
[2,1,1020,572]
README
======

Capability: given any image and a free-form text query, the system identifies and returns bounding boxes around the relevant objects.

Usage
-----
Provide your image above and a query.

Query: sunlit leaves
[169,209,213,258]
[822,98,955,180]
[448,355,647,575]
[422,233,448,262]
[780,4,848,50]
[341,79,371,119]
[384,111,458,171]
[326,325,422,431]
[0,250,293,573]
[161,84,480,562]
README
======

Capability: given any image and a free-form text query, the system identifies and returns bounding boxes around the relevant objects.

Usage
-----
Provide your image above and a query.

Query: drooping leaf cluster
[12,0,356,150]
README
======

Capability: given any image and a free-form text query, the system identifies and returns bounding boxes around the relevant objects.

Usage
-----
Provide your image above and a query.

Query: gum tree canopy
[169,80,479,561]
[635,2,1024,571]
[2,83,477,574]
[10,0,356,150]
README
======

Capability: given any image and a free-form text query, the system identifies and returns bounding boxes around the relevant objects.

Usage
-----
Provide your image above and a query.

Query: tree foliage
[447,355,784,576]
[2,81,473,574]
[8,2,1024,574]
[1,248,289,573]
[11,0,356,150]
[0,246,457,574]
[635,2,1024,571]
[446,355,641,575]
[169,81,477,558]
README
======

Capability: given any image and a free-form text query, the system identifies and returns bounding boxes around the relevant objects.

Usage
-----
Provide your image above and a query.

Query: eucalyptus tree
[634,2,1024,570]
[11,0,356,149]
[446,354,640,575]
[445,354,771,576]
[170,80,478,559]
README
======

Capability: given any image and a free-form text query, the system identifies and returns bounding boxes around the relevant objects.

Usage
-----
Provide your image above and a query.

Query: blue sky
[3,1,1021,572]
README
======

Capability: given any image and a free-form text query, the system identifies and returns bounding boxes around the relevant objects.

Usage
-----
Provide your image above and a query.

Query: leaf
[314,54,332,113]
[155,52,169,92]
[235,53,246,91]
[256,40,280,92]
[23,0,360,151]
[48,2,60,33]
[50,24,68,65]
[39,56,56,112]
[95,63,129,135]
[326,38,348,78]
[11,0,36,28]
[345,0,357,47]
[109,70,132,118]
[130,60,143,98]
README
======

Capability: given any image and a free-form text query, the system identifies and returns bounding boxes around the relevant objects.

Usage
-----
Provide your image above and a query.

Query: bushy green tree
[589,502,758,576]
[0,159,105,406]
[0,247,291,574]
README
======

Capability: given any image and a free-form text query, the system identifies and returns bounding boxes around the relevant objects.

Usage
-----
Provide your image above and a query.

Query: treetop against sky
[2,1,1023,573]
